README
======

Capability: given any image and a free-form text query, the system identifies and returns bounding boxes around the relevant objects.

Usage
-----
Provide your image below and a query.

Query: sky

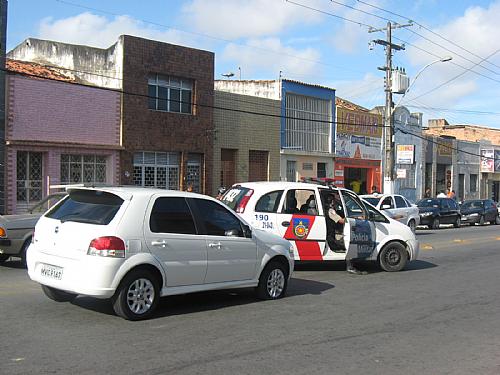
[6,0,500,128]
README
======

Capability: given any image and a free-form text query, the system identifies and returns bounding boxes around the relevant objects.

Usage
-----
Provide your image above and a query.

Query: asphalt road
[1,224,500,375]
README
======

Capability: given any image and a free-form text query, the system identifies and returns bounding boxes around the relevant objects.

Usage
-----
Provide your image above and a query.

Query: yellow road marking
[422,244,433,250]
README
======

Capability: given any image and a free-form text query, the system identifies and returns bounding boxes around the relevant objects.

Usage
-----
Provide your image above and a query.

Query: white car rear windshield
[46,190,124,225]
[220,187,251,211]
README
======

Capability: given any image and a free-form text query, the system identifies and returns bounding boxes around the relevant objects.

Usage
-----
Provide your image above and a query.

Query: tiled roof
[335,97,369,111]
[6,59,75,82]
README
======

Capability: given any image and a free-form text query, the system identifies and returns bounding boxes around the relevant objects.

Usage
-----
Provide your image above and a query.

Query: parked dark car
[417,198,461,229]
[460,199,500,225]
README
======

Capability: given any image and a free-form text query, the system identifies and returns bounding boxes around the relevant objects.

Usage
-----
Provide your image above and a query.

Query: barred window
[60,154,107,184]
[148,74,193,114]
[284,93,331,153]
[133,151,180,190]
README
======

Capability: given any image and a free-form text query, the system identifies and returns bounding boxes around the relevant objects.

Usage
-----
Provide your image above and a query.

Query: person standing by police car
[325,194,364,275]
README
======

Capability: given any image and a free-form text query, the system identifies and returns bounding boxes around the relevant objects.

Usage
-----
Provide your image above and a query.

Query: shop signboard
[396,168,407,179]
[481,149,494,173]
[495,150,500,173]
[396,145,415,164]
[336,108,382,160]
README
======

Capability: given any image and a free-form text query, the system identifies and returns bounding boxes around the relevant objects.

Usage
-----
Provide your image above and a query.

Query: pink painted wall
[7,75,120,145]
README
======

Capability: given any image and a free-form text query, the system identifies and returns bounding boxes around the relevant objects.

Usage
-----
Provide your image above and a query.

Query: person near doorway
[449,190,457,200]
[325,194,364,275]
[349,178,362,194]
[424,187,431,198]
[371,185,380,194]
[437,191,447,198]
[185,182,194,192]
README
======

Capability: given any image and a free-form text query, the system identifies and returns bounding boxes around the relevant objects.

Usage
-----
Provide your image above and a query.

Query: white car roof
[66,186,214,202]
[231,181,352,193]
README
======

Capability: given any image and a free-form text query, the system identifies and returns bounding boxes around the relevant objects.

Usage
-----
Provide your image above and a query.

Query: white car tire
[379,242,408,272]
[112,269,160,321]
[256,260,289,300]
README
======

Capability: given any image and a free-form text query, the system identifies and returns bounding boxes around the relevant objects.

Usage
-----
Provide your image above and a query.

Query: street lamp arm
[392,56,452,114]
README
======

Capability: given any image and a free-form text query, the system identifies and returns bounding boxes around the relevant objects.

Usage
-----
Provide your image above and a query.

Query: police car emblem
[293,218,310,239]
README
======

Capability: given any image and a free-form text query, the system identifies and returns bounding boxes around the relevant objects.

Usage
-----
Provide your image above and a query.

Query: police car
[221,182,419,272]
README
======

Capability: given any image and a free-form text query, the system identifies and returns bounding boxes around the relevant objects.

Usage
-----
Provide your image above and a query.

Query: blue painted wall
[280,80,336,152]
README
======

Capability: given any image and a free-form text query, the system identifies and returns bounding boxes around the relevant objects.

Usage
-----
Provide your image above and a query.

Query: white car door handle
[151,240,167,247]
[208,242,222,249]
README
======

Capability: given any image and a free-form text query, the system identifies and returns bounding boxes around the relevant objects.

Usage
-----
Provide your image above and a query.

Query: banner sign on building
[336,108,382,160]
[481,149,495,173]
[495,150,500,173]
[396,168,407,179]
[396,145,415,164]
[437,139,453,157]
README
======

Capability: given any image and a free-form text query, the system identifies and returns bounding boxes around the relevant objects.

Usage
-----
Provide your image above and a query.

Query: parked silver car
[361,193,420,232]
[0,192,67,267]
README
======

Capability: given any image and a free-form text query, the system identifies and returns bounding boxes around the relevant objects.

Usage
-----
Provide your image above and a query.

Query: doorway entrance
[344,167,368,195]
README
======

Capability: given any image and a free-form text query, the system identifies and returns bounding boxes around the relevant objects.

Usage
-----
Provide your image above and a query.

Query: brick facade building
[120,36,214,193]
[213,91,280,194]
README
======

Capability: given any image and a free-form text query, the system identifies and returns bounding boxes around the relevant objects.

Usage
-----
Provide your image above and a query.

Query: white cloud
[222,37,322,77]
[180,0,323,39]
[403,1,500,109]
[38,12,197,49]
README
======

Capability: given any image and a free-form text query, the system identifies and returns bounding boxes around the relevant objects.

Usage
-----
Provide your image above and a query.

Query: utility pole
[0,0,7,214]
[370,21,412,194]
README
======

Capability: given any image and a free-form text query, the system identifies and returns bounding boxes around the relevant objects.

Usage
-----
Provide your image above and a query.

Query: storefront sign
[336,108,382,160]
[481,149,494,173]
[437,139,453,157]
[396,145,415,164]
[396,169,407,179]
[495,150,500,173]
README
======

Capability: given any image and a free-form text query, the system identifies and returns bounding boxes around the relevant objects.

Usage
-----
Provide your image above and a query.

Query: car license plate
[461,215,467,220]
[40,264,63,280]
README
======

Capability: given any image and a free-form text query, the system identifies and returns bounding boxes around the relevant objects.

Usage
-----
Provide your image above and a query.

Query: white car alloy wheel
[113,269,160,320]
[127,278,155,315]
[267,269,285,298]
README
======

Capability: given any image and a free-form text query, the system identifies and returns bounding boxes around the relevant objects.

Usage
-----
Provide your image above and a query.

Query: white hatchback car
[221,182,419,272]
[27,187,294,320]
[360,194,420,232]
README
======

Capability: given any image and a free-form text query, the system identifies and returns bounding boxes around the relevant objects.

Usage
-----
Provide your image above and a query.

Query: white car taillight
[88,236,126,258]
[236,189,254,213]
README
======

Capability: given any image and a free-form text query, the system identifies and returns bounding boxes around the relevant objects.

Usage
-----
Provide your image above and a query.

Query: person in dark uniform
[325,193,364,275]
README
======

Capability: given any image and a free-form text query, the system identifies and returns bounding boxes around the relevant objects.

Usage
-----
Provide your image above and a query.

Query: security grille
[60,154,107,184]
[285,93,331,153]
[286,160,297,182]
[133,151,180,190]
[186,153,202,192]
[17,151,43,203]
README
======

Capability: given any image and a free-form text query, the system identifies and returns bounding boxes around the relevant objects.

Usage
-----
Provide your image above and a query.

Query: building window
[317,162,327,178]
[60,154,107,184]
[286,160,297,182]
[148,74,193,114]
[470,174,478,192]
[133,151,180,190]
[284,93,331,153]
[17,151,43,203]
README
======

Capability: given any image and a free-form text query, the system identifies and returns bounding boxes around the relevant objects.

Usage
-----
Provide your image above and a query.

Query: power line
[403,47,500,103]
[4,66,499,162]
[356,0,500,71]
[406,105,500,116]
[51,0,366,75]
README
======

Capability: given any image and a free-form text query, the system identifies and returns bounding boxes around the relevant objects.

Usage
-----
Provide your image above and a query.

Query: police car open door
[339,190,377,261]
[276,188,326,261]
